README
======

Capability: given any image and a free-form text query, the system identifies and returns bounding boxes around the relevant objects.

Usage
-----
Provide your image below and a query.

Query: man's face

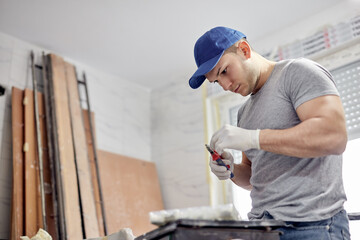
[205,51,258,96]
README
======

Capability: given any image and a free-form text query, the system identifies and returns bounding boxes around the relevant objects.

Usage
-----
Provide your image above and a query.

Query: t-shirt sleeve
[284,58,339,110]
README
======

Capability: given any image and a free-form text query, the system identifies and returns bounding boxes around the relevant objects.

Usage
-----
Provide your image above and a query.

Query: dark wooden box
[135,219,285,240]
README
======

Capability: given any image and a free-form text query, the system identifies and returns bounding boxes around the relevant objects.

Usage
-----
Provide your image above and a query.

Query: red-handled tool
[205,144,234,178]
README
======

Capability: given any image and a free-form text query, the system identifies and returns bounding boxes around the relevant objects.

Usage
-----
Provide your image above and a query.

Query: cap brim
[189,51,224,89]
[189,75,206,89]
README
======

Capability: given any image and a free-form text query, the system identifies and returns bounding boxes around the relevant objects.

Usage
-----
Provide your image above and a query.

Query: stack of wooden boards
[10,53,164,239]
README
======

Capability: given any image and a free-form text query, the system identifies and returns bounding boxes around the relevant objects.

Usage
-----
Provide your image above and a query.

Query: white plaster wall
[68,57,152,162]
[151,78,210,209]
[0,32,151,239]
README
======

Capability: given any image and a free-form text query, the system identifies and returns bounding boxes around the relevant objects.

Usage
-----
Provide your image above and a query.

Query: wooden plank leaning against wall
[11,87,24,240]
[48,54,83,239]
[64,61,100,238]
[82,109,105,236]
[24,88,41,236]
[97,150,164,237]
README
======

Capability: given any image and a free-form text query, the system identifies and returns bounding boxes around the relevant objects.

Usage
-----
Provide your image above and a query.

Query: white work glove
[209,150,234,180]
[210,124,260,154]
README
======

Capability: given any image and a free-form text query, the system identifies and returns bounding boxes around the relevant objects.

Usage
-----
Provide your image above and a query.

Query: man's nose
[219,77,231,91]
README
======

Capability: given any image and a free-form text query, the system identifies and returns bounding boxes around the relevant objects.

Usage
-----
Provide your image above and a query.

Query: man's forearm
[231,163,252,190]
[259,117,347,158]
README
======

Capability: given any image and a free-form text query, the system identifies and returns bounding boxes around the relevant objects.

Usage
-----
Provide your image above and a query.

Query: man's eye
[222,68,227,74]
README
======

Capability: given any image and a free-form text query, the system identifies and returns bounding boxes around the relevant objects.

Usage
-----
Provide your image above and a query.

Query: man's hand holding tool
[205,144,234,180]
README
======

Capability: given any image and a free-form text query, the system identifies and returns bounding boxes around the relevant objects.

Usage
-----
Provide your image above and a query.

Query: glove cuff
[252,129,261,149]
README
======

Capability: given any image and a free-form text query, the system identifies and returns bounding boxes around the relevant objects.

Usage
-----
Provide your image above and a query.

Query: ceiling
[0,0,345,89]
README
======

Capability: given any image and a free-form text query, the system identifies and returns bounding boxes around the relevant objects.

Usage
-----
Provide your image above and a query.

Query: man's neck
[252,55,276,94]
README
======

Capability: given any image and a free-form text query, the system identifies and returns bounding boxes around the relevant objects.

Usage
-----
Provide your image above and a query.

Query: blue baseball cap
[189,26,246,89]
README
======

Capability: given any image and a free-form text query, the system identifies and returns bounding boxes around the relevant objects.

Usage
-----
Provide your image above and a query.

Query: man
[189,26,350,240]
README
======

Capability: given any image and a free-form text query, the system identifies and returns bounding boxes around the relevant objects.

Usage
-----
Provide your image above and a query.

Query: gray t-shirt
[237,58,347,222]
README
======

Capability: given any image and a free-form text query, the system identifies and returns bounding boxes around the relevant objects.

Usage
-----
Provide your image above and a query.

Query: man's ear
[237,41,251,59]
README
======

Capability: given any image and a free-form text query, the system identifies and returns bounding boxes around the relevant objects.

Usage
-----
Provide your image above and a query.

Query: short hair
[224,38,250,54]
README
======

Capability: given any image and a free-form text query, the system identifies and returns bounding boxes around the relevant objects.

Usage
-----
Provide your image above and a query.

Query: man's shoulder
[282,57,321,71]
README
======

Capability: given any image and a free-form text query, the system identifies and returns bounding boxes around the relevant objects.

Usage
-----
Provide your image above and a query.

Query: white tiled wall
[0,32,209,239]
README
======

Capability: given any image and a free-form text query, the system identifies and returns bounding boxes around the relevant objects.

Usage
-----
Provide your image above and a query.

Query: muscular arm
[260,95,347,158]
[232,152,252,190]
